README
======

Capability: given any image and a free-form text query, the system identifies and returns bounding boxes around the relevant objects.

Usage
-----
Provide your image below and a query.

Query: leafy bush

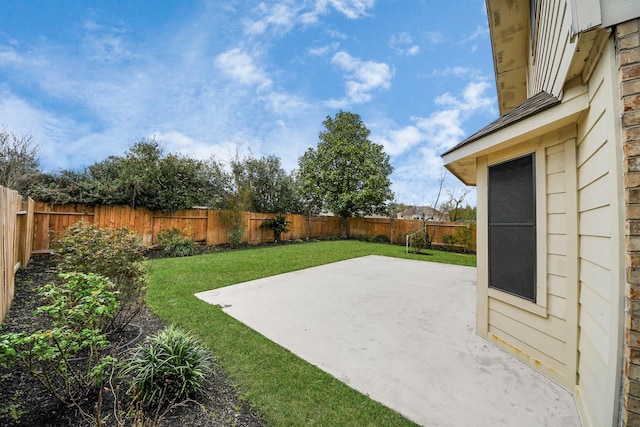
[455,223,475,253]
[56,222,147,331]
[123,325,212,407]
[157,227,196,257]
[260,215,292,242]
[441,234,457,250]
[411,229,431,254]
[0,273,118,408]
[373,234,390,244]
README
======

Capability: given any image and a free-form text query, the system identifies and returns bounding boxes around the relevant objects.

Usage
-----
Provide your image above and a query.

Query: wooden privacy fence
[0,196,474,322]
[31,202,475,251]
[0,187,35,322]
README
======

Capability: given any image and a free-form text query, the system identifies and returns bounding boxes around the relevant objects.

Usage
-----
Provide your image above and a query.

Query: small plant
[455,223,475,253]
[441,234,457,250]
[56,222,147,331]
[373,234,390,244]
[411,229,431,254]
[260,216,292,242]
[157,227,196,257]
[0,273,119,409]
[123,325,213,408]
[0,391,24,422]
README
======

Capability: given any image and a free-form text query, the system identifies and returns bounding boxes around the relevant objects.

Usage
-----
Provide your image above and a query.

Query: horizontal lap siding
[575,42,622,427]
[530,0,575,97]
[487,139,573,386]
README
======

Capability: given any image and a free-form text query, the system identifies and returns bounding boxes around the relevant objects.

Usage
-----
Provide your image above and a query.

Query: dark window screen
[488,154,536,301]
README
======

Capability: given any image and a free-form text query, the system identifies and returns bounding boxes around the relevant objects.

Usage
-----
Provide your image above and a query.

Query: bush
[260,216,292,242]
[157,227,196,257]
[0,273,118,408]
[56,222,147,331]
[123,325,212,407]
[373,234,390,244]
[441,234,456,250]
[411,229,431,254]
[455,223,475,253]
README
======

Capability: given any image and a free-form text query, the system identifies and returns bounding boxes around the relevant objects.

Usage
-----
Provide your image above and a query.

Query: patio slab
[195,255,581,426]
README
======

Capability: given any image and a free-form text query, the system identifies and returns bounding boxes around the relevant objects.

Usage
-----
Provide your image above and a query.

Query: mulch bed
[0,255,264,426]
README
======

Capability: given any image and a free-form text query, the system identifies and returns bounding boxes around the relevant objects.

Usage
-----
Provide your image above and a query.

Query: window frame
[484,144,548,317]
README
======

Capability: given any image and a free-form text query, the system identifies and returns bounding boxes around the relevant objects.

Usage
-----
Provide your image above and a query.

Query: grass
[146,240,476,426]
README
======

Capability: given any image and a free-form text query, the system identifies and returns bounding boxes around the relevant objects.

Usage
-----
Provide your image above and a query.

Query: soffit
[442,89,589,185]
[486,0,530,115]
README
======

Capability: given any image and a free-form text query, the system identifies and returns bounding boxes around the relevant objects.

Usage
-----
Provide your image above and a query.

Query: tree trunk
[341,216,348,239]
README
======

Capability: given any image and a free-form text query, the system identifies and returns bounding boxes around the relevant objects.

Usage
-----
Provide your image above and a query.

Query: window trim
[484,144,548,318]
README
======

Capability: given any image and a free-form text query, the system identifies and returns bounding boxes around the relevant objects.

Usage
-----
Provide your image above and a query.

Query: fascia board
[443,90,589,183]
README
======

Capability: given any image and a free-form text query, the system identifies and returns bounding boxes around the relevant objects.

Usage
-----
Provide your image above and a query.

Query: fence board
[1,187,24,322]
[28,203,475,252]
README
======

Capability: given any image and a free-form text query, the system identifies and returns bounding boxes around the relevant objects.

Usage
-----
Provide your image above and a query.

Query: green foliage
[0,273,119,407]
[454,223,475,253]
[56,222,147,331]
[24,138,232,211]
[373,234,390,244]
[441,234,456,250]
[123,325,212,407]
[0,126,40,191]
[298,111,394,238]
[411,229,431,254]
[231,154,298,213]
[260,216,292,242]
[220,189,248,248]
[157,228,196,257]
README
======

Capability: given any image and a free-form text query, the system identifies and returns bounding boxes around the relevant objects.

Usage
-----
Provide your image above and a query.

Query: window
[488,154,536,301]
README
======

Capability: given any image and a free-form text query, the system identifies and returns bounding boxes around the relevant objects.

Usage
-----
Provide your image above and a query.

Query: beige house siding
[478,126,579,390]
[574,38,625,427]
[529,0,576,97]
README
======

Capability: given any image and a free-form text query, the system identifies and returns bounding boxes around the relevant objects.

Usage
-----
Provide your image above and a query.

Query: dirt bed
[0,256,264,427]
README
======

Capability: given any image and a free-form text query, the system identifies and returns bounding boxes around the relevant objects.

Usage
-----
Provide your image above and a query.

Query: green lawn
[146,240,476,426]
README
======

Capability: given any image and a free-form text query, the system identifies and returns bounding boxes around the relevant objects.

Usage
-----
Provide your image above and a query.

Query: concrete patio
[196,255,581,426]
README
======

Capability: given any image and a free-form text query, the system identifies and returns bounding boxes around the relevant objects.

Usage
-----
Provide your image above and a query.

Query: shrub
[157,227,196,257]
[56,222,147,331]
[260,215,292,242]
[373,234,390,244]
[441,234,457,250]
[455,223,475,253]
[123,325,212,407]
[411,229,431,254]
[0,273,119,408]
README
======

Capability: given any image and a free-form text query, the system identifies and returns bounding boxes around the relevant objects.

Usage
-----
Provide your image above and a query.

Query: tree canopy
[298,110,394,237]
[0,127,40,192]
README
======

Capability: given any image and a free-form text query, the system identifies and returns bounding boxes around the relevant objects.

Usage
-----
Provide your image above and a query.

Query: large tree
[298,111,394,238]
[230,154,298,213]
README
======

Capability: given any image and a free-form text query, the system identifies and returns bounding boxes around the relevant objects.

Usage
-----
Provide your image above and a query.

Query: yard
[146,240,476,426]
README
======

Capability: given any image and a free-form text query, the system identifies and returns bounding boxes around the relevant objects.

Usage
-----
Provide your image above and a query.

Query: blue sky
[0,0,497,207]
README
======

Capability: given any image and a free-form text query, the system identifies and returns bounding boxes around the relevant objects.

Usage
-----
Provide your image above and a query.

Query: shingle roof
[442,91,560,156]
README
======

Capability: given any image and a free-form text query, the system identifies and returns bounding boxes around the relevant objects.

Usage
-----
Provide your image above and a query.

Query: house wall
[574,37,625,427]
[529,0,577,97]
[617,18,640,427]
[476,126,579,391]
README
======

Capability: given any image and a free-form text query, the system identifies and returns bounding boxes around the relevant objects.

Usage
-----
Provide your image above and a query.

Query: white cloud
[261,91,312,116]
[243,2,297,35]
[244,0,374,34]
[389,32,420,56]
[215,48,273,90]
[301,0,374,23]
[324,0,374,19]
[307,42,339,57]
[424,31,444,45]
[326,51,393,107]
[377,125,423,156]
